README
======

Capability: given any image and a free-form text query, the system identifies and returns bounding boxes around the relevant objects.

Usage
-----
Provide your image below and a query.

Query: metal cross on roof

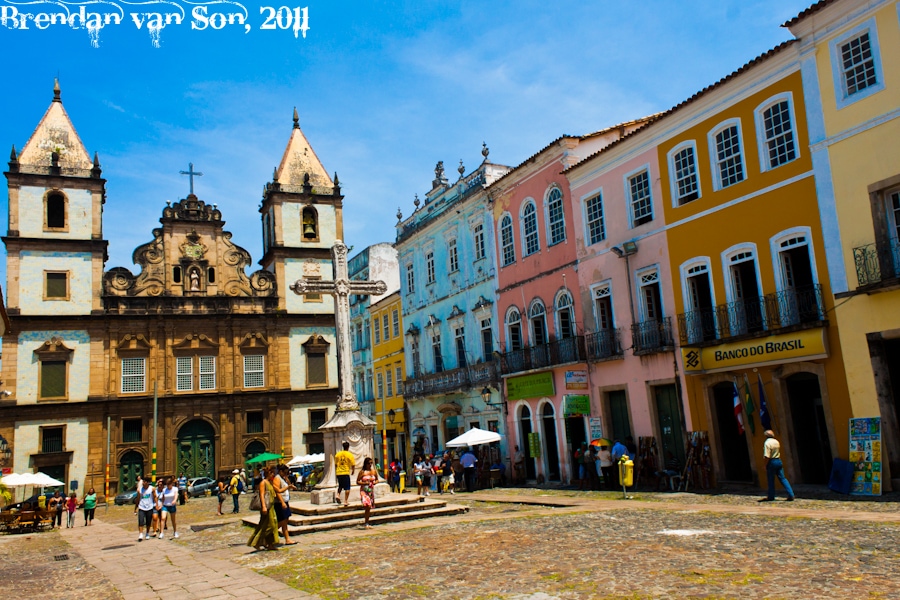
[179,162,204,195]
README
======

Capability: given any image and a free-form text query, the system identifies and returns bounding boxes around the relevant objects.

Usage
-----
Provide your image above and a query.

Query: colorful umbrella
[590,438,612,448]
[246,452,283,464]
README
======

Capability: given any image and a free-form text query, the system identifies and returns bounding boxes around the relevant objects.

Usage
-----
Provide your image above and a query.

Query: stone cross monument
[290,240,388,504]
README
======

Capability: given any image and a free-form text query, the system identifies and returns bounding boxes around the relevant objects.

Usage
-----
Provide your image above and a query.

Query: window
[431,332,443,372]
[376,372,384,399]
[474,223,486,260]
[724,247,763,335]
[247,411,264,434]
[410,339,421,377]
[309,409,328,431]
[386,370,394,397]
[45,272,68,299]
[392,310,400,338]
[176,357,192,391]
[396,366,404,395]
[176,356,216,391]
[556,292,575,339]
[756,95,797,171]
[406,263,415,294]
[500,215,515,266]
[710,121,745,189]
[628,170,653,227]
[40,360,67,399]
[506,308,522,351]
[831,20,884,107]
[529,302,547,345]
[448,238,459,272]
[593,282,613,330]
[584,192,606,245]
[480,318,493,362]
[426,252,435,284]
[373,316,381,344]
[122,419,142,443]
[41,426,64,453]
[455,326,467,368]
[669,142,700,205]
[682,260,718,342]
[46,191,66,229]
[208,267,216,284]
[199,355,216,390]
[381,314,389,341]
[638,269,663,322]
[522,201,540,256]
[121,357,146,393]
[243,354,265,388]
[303,336,329,386]
[547,187,566,245]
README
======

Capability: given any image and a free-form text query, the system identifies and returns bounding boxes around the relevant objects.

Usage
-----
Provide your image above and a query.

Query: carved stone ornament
[302,260,321,277]
[345,422,364,443]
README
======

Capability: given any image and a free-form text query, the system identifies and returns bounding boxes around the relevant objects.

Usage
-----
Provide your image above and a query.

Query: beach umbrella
[246,452,283,464]
[445,427,501,448]
[590,438,612,448]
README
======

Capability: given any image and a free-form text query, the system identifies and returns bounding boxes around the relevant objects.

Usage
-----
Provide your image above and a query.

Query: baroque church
[0,82,343,496]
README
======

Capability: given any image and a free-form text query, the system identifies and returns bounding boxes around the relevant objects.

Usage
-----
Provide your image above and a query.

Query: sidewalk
[60,519,315,599]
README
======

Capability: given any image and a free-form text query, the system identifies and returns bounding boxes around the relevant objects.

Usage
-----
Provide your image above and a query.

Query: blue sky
[0,0,814,283]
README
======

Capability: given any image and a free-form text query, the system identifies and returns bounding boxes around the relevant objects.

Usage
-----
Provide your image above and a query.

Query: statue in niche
[189,268,200,291]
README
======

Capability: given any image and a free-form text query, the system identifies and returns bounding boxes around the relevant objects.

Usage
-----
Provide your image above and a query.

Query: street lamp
[482,386,506,414]
[387,408,396,424]
[0,434,11,466]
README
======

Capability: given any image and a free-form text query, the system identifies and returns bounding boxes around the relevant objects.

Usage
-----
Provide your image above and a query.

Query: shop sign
[528,432,542,458]
[565,370,588,390]
[682,328,827,374]
[850,417,881,496]
[563,394,590,417]
[589,417,603,441]
[506,371,555,400]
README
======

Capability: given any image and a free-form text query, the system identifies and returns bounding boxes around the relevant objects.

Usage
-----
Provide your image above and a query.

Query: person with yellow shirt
[334,441,356,507]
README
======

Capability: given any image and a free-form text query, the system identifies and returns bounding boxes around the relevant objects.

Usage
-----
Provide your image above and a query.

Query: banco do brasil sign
[682,328,827,374]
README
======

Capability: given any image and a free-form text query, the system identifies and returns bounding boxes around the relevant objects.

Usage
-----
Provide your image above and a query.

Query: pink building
[565,128,692,469]
[490,121,647,484]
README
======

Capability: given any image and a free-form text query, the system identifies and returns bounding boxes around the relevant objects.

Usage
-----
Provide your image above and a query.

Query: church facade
[0,83,342,496]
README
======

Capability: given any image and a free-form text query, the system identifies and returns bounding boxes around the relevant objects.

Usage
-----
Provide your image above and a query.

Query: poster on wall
[565,370,589,389]
[589,417,603,442]
[849,417,881,496]
[528,432,542,459]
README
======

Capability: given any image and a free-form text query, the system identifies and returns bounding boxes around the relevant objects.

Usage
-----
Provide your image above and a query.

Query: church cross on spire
[179,162,204,195]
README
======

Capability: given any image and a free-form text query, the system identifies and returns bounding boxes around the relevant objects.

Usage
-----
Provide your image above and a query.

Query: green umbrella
[246,452,283,464]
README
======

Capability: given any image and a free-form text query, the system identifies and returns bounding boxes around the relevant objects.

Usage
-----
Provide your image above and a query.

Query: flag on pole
[757,372,772,430]
[743,374,756,434]
[732,380,745,435]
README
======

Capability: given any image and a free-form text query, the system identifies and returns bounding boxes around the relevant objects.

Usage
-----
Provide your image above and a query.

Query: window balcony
[499,336,587,375]
[677,284,826,346]
[585,329,623,361]
[404,361,500,397]
[853,239,900,290]
[631,318,675,355]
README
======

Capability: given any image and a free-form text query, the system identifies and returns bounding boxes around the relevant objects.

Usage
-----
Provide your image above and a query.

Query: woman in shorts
[159,478,180,539]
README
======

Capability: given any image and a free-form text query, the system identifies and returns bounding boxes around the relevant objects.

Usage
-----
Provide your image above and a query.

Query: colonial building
[396,151,509,460]
[787,0,900,491]
[370,290,407,467]
[1,83,342,496]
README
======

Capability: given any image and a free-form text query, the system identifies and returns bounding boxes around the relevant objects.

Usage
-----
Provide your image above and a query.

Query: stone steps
[241,495,468,534]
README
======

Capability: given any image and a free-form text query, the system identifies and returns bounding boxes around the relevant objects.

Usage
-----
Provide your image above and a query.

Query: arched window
[546,187,566,245]
[555,291,575,339]
[45,190,66,230]
[302,206,319,241]
[521,201,539,256]
[529,301,547,345]
[500,214,515,266]
[506,307,522,351]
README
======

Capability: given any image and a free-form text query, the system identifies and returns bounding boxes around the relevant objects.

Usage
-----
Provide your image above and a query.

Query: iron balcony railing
[853,238,900,287]
[404,361,500,397]
[499,335,587,375]
[631,318,675,354]
[677,284,826,345]
[585,329,623,361]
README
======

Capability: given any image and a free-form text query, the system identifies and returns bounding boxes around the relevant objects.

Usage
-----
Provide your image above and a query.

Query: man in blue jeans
[760,430,794,502]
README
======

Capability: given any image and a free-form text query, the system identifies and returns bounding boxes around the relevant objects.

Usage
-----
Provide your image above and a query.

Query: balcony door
[685,263,715,343]
[729,253,763,334]
[777,235,816,326]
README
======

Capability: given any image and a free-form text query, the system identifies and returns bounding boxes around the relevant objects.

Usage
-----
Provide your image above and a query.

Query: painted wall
[18,251,93,315]
[14,417,89,488]
[17,186,93,239]
[282,203,338,249]
[15,330,91,404]
[283,258,336,314]
[289,327,338,391]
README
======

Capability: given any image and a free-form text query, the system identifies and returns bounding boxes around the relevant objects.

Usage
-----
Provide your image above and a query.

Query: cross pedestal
[290,240,391,504]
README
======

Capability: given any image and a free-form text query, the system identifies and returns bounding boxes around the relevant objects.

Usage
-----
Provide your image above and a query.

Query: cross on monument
[290,241,387,411]
[179,162,204,195]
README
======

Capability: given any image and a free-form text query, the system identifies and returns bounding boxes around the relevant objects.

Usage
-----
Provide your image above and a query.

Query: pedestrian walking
[414,455,431,497]
[152,479,165,537]
[247,466,282,551]
[229,469,241,514]
[65,491,77,528]
[216,477,227,516]
[461,447,478,492]
[159,478,179,539]
[177,472,188,505]
[273,465,297,546]
[610,439,628,488]
[49,490,64,528]
[598,445,614,490]
[760,430,795,502]
[82,487,97,526]
[357,457,377,529]
[135,478,156,541]
[334,441,356,507]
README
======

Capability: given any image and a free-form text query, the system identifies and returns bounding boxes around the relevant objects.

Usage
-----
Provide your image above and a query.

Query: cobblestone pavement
[3,487,899,599]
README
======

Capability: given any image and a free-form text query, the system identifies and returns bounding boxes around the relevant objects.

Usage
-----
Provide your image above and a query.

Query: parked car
[114,488,139,506]
[187,477,216,498]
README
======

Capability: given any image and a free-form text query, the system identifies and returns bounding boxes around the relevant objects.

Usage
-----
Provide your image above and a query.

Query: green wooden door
[177,420,216,479]
[119,450,144,491]
[608,390,632,442]
[654,385,685,466]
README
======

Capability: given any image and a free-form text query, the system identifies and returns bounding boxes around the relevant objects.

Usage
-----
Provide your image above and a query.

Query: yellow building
[787,0,900,491]
[370,291,407,466]
[654,42,851,488]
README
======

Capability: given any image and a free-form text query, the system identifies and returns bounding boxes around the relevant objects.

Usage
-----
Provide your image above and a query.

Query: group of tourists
[133,476,180,541]
[46,488,96,528]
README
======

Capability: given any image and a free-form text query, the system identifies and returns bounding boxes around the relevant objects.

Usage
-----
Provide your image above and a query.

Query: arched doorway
[119,450,144,491]
[712,382,753,481]
[177,420,216,479]
[244,440,266,470]
[518,404,536,480]
[786,372,832,483]
[541,403,561,481]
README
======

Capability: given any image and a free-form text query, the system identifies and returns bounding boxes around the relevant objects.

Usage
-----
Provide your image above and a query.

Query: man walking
[760,430,795,502]
[334,441,356,507]
[135,477,156,541]
[513,445,525,485]
[229,469,241,514]
[610,439,628,487]
[461,447,478,492]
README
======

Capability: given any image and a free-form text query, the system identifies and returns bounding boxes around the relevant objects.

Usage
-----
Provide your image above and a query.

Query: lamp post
[0,434,11,470]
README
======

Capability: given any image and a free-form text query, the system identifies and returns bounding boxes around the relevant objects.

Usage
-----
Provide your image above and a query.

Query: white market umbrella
[445,427,502,448]
[31,472,65,487]
[0,473,26,487]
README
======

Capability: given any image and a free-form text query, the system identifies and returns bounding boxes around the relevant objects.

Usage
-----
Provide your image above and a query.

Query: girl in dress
[357,457,378,529]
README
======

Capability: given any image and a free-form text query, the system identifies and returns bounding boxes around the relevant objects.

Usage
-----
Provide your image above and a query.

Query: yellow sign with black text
[682,328,828,374]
